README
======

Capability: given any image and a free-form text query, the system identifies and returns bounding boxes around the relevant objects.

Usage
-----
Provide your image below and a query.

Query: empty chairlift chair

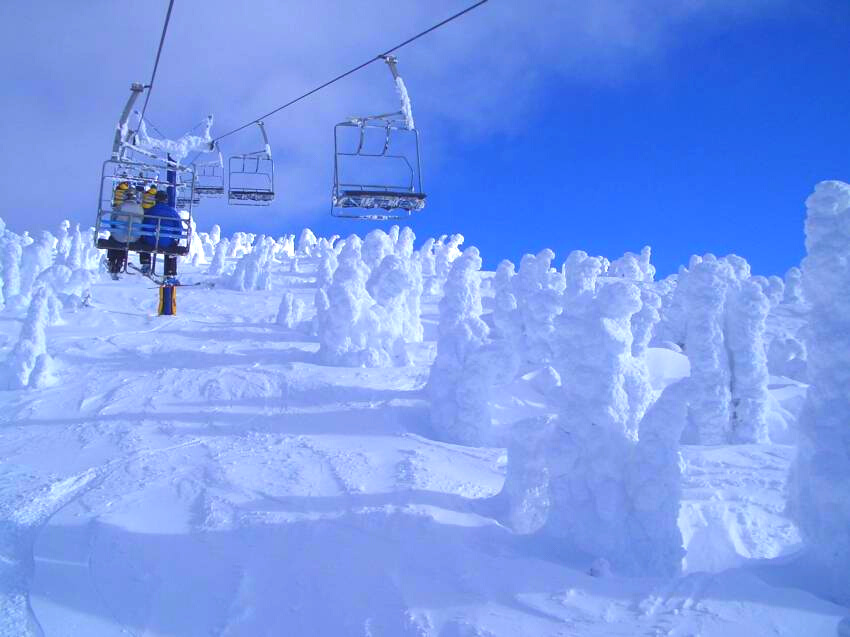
[228,121,275,205]
[176,171,200,209]
[194,150,226,198]
[332,55,426,220]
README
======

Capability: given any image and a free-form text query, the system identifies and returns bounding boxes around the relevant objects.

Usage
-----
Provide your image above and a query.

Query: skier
[140,189,184,282]
[138,184,158,275]
[107,181,144,277]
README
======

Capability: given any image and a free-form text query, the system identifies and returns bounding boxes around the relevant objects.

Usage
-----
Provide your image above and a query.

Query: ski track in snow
[0,258,846,636]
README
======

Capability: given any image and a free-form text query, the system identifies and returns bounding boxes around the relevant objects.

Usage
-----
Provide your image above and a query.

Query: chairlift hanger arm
[381,55,401,80]
[113,83,145,158]
[257,121,271,159]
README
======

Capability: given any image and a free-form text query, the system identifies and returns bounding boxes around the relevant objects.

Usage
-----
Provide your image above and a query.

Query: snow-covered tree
[513,249,564,366]
[2,240,22,309]
[608,247,655,283]
[395,227,416,260]
[725,278,770,443]
[277,234,295,259]
[18,231,54,304]
[791,180,850,604]
[492,260,519,342]
[528,279,679,575]
[208,239,228,276]
[34,263,92,312]
[402,252,424,344]
[764,275,785,307]
[315,243,339,291]
[631,287,661,358]
[276,291,305,330]
[418,238,436,278]
[767,336,806,381]
[435,233,463,280]
[316,229,423,367]
[653,271,687,349]
[667,253,772,445]
[3,287,52,389]
[608,252,643,280]
[428,247,499,445]
[680,257,732,445]
[65,225,84,272]
[209,224,221,246]
[185,218,206,266]
[297,228,317,256]
[55,220,71,265]
[318,236,374,365]
[312,287,329,337]
[228,232,249,258]
[388,225,400,247]
[362,229,394,272]
[226,235,274,291]
[366,255,413,366]
[624,378,690,576]
[783,266,804,305]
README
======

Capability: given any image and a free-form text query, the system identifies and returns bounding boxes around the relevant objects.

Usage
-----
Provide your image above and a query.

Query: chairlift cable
[142,116,168,139]
[211,0,490,144]
[137,0,176,132]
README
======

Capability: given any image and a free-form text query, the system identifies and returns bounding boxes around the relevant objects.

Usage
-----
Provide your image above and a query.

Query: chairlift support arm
[113,83,146,159]
[258,121,271,159]
[381,55,415,130]
[382,55,401,80]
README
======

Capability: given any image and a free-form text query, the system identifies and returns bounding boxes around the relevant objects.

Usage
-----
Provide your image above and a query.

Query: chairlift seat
[227,122,275,207]
[96,203,191,256]
[96,237,190,256]
[229,189,275,203]
[335,190,426,212]
[194,185,225,197]
[177,195,200,207]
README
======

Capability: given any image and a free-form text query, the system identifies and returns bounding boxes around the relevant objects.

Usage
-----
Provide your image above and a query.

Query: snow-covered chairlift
[178,149,224,207]
[94,83,194,258]
[194,150,226,198]
[332,56,426,220]
[176,172,201,209]
[228,121,275,205]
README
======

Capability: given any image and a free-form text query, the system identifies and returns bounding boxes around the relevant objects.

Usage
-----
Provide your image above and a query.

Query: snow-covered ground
[1,253,847,637]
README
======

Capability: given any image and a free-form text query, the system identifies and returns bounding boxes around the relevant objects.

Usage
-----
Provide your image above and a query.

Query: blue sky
[1,1,848,276]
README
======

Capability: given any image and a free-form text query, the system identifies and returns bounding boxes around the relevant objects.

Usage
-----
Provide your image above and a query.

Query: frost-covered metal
[227,121,275,206]
[95,84,196,264]
[332,56,426,220]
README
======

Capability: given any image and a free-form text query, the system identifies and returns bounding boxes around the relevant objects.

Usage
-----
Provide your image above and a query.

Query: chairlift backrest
[194,150,225,197]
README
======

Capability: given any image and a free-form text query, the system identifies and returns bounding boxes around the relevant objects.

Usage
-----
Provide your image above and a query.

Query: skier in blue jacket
[140,190,184,280]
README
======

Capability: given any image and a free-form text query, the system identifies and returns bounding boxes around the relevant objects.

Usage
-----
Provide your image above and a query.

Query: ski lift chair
[176,173,200,209]
[331,56,426,220]
[228,121,275,205]
[194,150,226,198]
[332,116,426,220]
[95,158,194,261]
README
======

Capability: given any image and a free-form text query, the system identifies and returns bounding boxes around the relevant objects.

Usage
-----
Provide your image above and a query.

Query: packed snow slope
[0,246,847,635]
